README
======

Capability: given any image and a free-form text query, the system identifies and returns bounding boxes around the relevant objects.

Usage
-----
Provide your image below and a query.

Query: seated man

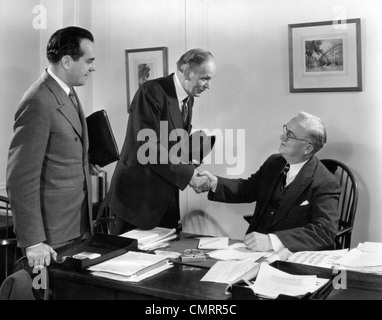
[199,112,340,252]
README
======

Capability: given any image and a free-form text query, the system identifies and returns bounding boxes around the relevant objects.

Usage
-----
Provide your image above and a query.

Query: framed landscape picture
[125,47,168,111]
[288,19,362,92]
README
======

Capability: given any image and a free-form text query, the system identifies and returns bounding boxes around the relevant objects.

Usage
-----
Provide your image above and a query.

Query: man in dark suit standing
[7,27,102,268]
[107,48,217,234]
[199,112,340,252]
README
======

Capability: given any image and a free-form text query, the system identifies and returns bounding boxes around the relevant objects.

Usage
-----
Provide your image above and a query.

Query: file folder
[86,110,120,167]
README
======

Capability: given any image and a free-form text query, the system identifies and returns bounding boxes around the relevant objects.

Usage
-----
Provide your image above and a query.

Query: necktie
[181,97,189,126]
[69,87,80,114]
[281,163,290,190]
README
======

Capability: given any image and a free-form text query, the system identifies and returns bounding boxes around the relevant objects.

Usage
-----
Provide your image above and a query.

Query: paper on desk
[91,262,173,282]
[248,262,329,299]
[207,243,268,261]
[198,237,229,250]
[335,248,382,268]
[201,260,258,284]
[357,242,382,253]
[287,249,349,269]
[120,227,177,250]
[88,251,167,277]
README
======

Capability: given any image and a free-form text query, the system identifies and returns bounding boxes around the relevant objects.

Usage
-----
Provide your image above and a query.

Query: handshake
[189,170,217,194]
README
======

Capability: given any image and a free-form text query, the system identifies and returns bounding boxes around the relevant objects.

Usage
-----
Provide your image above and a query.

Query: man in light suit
[6,26,101,268]
[199,112,340,252]
[106,48,217,234]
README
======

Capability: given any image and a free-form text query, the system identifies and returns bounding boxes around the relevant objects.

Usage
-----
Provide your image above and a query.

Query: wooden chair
[92,195,116,235]
[0,196,18,284]
[321,159,359,249]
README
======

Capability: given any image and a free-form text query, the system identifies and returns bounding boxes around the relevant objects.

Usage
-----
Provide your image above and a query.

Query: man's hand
[90,164,105,175]
[197,170,218,192]
[25,243,57,268]
[189,170,211,194]
[243,231,273,252]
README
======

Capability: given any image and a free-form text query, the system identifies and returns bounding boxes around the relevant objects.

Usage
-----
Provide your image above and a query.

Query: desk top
[48,233,382,300]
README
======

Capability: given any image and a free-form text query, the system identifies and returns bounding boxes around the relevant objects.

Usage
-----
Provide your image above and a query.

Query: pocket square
[300,200,309,206]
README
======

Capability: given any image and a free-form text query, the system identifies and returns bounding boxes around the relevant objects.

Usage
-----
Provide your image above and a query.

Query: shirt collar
[47,68,71,95]
[288,159,309,180]
[173,73,189,111]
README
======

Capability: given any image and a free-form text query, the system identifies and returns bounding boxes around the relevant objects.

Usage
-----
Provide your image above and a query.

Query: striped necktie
[69,87,80,115]
[181,97,189,126]
[281,163,290,190]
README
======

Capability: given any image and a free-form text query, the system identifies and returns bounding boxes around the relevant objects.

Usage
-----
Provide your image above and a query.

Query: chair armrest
[336,226,353,237]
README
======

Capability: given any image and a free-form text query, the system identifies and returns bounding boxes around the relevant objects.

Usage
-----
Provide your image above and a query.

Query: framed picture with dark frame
[288,18,362,92]
[125,46,168,111]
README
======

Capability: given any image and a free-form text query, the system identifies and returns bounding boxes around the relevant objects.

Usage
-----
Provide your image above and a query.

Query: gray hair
[176,48,214,72]
[297,112,327,152]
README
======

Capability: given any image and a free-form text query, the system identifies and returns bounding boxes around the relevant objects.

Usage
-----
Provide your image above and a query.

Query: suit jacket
[6,70,92,248]
[208,154,340,252]
[107,74,195,229]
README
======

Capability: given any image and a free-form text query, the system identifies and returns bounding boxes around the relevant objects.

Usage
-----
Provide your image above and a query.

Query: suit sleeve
[131,84,194,190]
[275,178,340,252]
[6,99,50,248]
[207,156,273,203]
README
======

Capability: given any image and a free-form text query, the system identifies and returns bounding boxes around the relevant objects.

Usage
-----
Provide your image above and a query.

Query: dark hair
[176,48,214,72]
[46,26,94,63]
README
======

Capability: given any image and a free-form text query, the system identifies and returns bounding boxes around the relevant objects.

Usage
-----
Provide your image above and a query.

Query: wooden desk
[49,233,230,300]
[48,233,382,300]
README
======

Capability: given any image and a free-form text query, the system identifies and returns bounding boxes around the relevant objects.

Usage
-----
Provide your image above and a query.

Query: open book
[120,227,177,251]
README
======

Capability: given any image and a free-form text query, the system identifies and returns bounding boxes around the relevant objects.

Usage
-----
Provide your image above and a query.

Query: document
[201,260,259,284]
[88,251,168,278]
[357,241,382,253]
[247,262,329,299]
[198,237,229,250]
[120,227,177,251]
[335,247,382,269]
[287,249,349,269]
[91,262,173,282]
[207,243,267,261]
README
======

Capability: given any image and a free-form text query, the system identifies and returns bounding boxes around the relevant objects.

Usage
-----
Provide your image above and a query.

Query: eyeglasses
[282,125,313,145]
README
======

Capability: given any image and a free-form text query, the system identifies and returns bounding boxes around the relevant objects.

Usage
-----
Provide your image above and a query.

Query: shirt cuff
[269,234,285,251]
[27,242,43,249]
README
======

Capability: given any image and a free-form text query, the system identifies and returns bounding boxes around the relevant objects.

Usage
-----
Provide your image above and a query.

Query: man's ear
[183,65,191,80]
[61,55,71,71]
[304,144,315,156]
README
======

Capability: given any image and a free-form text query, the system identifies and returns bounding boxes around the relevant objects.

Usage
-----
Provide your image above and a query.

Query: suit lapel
[42,71,83,139]
[271,157,317,226]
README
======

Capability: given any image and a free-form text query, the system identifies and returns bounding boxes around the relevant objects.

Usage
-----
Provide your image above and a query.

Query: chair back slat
[321,159,359,249]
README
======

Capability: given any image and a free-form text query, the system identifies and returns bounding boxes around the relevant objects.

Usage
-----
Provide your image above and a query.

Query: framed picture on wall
[125,46,168,111]
[288,18,362,92]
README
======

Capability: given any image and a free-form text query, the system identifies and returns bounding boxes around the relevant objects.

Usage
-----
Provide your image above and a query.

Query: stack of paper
[247,263,329,299]
[334,242,382,274]
[88,251,172,282]
[120,227,177,251]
